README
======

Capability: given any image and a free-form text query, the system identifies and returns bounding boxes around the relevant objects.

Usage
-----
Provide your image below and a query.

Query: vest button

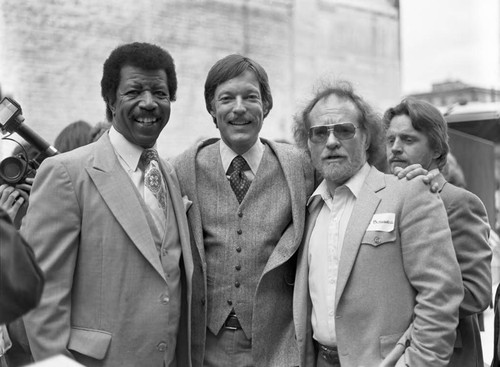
[201,297,206,306]
[235,264,241,271]
[236,247,242,253]
[237,229,242,235]
[235,281,240,288]
[156,342,167,352]
[227,300,233,306]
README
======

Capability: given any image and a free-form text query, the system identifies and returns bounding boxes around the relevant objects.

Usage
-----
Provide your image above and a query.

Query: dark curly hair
[293,80,388,172]
[204,54,273,124]
[101,42,177,122]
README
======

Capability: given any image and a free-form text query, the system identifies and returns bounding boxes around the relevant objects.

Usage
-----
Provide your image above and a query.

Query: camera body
[0,97,58,185]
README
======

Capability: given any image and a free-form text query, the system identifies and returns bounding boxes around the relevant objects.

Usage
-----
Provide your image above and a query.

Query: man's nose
[391,139,402,153]
[325,130,340,149]
[233,96,246,114]
[139,91,156,109]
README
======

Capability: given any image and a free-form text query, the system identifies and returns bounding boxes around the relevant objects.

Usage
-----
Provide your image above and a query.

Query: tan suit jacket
[22,133,193,367]
[294,166,463,367]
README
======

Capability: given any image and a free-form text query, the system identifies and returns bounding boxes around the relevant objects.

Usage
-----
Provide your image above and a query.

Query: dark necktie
[140,148,167,211]
[229,155,251,204]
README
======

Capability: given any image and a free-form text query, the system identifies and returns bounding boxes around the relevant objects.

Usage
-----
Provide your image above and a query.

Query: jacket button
[227,300,233,306]
[235,264,241,271]
[238,212,243,218]
[236,247,242,253]
[374,236,381,244]
[157,342,167,352]
[237,229,242,235]
[160,294,169,305]
[235,281,240,288]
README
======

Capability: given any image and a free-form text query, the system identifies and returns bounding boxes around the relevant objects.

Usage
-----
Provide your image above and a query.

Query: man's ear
[108,101,116,115]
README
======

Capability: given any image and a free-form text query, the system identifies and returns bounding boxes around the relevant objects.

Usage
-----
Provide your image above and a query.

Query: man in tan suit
[292,82,463,366]
[22,42,193,367]
[384,98,491,367]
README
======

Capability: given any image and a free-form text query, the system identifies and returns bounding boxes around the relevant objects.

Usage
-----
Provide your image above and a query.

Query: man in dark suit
[292,82,463,366]
[384,98,491,367]
[174,54,314,367]
[21,42,193,367]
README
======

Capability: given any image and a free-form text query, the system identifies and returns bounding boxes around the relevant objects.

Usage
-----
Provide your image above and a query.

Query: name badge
[367,213,395,232]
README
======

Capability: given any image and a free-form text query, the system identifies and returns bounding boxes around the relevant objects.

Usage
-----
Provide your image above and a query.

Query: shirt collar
[307,162,371,206]
[220,138,265,175]
[109,126,155,171]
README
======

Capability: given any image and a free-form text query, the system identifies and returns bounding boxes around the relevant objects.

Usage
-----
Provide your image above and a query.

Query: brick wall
[0,0,400,158]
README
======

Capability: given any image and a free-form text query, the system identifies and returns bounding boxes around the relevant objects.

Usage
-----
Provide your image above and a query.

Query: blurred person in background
[0,206,44,367]
[89,121,112,143]
[53,120,92,153]
[384,97,491,367]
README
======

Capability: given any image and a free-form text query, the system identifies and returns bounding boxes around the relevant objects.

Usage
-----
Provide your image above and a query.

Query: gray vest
[196,143,292,337]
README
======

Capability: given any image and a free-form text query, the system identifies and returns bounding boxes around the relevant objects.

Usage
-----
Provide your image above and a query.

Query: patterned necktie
[140,148,167,210]
[229,155,251,204]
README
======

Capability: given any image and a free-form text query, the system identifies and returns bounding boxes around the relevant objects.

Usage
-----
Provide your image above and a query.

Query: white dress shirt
[220,138,265,180]
[308,163,370,346]
[108,127,166,232]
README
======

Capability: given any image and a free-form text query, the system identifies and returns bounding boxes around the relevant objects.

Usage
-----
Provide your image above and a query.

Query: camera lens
[0,156,27,184]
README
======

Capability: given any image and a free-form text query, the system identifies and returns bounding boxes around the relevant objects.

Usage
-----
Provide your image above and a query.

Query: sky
[400,0,500,94]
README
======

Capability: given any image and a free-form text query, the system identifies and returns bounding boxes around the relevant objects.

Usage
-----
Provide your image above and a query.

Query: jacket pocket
[361,231,396,247]
[68,326,112,360]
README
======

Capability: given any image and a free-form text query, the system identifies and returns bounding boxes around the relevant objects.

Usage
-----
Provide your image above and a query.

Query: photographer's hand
[0,184,26,221]
[15,177,34,200]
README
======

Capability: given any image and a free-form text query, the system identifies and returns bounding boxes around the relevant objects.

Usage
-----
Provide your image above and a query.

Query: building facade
[0,0,401,158]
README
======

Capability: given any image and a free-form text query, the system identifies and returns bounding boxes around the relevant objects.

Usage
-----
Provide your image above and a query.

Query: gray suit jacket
[22,133,193,367]
[294,166,463,367]
[174,138,314,367]
[435,173,491,367]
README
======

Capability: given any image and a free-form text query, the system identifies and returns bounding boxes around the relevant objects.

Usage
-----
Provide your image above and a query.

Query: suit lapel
[185,140,220,266]
[262,140,305,272]
[160,160,194,279]
[86,135,166,281]
[335,167,385,306]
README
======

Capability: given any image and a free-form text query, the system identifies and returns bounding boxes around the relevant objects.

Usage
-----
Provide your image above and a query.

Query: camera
[0,97,58,185]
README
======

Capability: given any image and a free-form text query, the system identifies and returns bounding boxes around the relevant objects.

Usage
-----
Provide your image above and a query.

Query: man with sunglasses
[292,82,463,367]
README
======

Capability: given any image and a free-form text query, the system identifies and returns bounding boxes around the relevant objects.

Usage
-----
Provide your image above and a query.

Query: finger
[15,183,32,193]
[5,189,20,207]
[16,189,29,202]
[0,185,15,203]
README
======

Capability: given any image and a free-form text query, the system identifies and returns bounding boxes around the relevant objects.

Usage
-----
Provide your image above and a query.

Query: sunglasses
[308,123,358,143]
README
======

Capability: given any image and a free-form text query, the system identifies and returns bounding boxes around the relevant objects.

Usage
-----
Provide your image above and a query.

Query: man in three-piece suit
[292,82,463,366]
[384,98,491,367]
[21,42,193,367]
[174,54,314,367]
